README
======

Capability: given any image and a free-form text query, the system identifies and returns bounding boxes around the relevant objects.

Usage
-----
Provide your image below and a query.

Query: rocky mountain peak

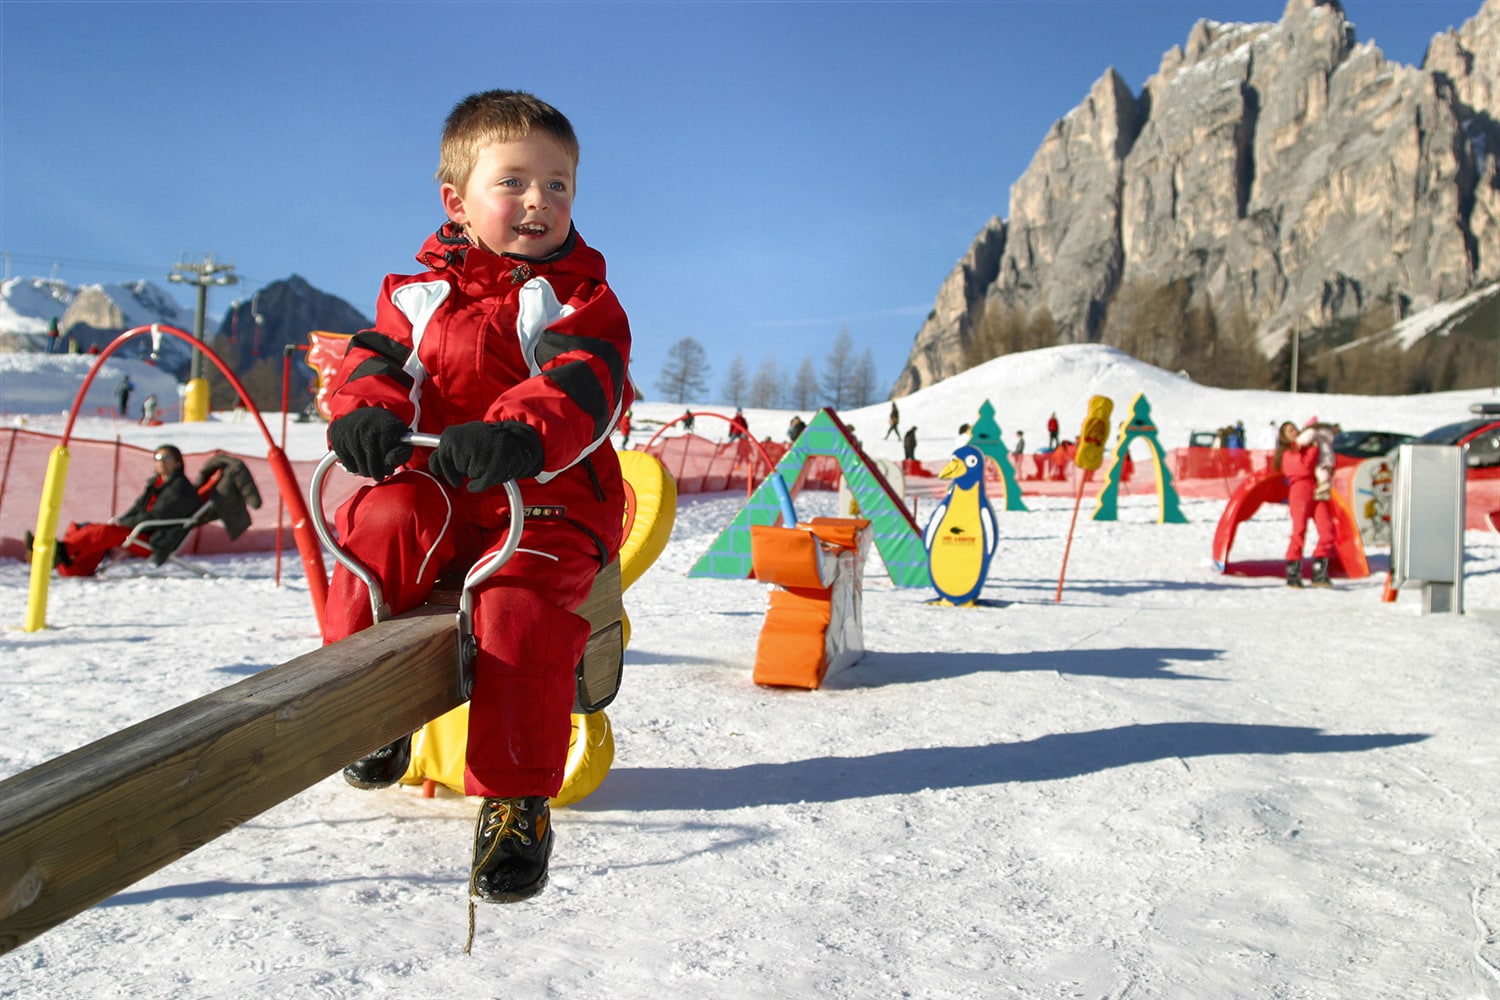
[894,0,1500,397]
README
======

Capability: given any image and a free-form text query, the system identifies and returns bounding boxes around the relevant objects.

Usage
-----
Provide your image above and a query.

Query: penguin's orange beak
[939,457,965,480]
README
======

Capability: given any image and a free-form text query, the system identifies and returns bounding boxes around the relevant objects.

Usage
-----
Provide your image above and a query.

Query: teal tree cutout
[965,400,1027,512]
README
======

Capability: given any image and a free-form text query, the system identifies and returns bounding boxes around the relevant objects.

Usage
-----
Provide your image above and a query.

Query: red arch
[1212,470,1368,578]
[642,410,778,483]
[58,325,328,627]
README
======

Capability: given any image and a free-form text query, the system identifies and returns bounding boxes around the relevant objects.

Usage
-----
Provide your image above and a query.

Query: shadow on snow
[577,722,1427,812]
[825,646,1227,685]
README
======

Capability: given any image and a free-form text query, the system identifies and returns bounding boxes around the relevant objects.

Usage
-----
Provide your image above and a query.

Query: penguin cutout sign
[922,444,998,606]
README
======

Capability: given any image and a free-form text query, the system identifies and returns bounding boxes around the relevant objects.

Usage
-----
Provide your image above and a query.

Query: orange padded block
[751,518,870,690]
[753,592,835,689]
[750,524,830,589]
[805,517,870,552]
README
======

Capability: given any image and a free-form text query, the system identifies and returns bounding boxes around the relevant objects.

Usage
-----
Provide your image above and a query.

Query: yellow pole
[182,378,210,423]
[23,446,71,632]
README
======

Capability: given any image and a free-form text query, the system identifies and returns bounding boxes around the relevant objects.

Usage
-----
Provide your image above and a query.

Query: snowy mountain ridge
[0,276,191,341]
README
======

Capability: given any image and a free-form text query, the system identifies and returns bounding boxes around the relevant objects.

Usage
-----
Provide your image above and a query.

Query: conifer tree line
[653,326,883,408]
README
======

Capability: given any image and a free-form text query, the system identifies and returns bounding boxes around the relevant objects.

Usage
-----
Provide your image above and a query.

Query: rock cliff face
[894,0,1500,396]
[57,281,196,373]
[207,275,371,410]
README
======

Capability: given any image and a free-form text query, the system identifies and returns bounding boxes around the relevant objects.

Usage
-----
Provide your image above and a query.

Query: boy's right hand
[328,407,413,481]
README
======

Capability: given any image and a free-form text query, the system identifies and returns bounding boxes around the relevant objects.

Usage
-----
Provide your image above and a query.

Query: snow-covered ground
[3,346,1499,998]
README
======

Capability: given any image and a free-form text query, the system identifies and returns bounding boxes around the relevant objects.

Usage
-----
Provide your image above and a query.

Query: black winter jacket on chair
[195,453,263,541]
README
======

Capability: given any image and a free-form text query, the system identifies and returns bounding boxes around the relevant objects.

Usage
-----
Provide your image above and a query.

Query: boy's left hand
[431,420,545,492]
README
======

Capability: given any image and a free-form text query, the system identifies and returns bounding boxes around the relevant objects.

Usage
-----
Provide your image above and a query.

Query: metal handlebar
[308,432,524,699]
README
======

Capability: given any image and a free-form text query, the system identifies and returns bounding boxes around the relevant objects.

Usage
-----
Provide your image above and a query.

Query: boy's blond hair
[436,90,579,189]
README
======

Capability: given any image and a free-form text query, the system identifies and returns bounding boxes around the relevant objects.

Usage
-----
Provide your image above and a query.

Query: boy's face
[442,132,575,259]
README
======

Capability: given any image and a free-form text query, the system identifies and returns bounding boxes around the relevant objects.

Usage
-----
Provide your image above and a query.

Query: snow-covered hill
[0,353,182,423]
[0,276,77,336]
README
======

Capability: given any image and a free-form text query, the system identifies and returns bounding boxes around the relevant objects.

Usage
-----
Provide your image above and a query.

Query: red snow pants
[1285,480,1334,561]
[56,522,150,576]
[321,470,599,798]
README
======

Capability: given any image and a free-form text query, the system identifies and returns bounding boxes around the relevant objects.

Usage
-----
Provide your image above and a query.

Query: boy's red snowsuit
[322,223,632,798]
[1281,439,1333,561]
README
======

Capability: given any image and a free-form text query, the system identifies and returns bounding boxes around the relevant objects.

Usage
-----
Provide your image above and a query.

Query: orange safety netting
[638,434,840,495]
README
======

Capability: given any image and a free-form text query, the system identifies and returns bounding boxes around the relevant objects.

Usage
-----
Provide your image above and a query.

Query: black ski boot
[470,796,553,903]
[1310,557,1332,588]
[23,531,69,569]
[1286,559,1304,588]
[342,734,412,789]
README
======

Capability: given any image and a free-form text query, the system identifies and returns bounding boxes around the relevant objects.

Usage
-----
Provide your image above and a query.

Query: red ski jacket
[1280,434,1320,486]
[328,223,633,560]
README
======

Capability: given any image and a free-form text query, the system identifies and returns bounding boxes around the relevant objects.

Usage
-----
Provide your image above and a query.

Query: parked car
[1397,406,1500,532]
[1331,429,1416,461]
[1412,413,1500,469]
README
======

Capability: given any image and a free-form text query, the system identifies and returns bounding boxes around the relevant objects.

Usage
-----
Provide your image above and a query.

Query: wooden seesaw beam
[0,605,460,955]
[0,562,623,955]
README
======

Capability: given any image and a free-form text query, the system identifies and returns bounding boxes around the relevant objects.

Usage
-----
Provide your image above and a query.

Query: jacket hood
[415,221,604,291]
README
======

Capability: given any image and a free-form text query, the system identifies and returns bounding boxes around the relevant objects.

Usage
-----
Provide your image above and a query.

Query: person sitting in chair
[36,445,201,576]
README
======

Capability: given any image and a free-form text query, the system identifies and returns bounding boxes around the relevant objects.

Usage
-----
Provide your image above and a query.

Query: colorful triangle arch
[688,408,930,587]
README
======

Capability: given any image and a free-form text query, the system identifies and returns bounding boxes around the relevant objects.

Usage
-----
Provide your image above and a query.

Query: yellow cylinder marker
[1056,396,1113,602]
[1075,395,1114,471]
[182,378,210,423]
[23,446,71,632]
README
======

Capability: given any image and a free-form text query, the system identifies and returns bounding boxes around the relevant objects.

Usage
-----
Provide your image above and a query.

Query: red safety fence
[7,432,1493,565]
[0,428,364,567]
[629,437,1279,501]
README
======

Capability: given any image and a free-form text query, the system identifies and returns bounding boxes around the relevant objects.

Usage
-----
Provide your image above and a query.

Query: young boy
[322,90,632,904]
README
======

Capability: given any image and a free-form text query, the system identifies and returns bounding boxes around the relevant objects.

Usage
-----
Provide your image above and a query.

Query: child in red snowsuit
[1276,420,1334,587]
[323,90,632,905]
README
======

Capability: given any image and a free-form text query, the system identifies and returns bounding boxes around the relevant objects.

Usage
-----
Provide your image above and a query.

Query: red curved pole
[59,325,328,630]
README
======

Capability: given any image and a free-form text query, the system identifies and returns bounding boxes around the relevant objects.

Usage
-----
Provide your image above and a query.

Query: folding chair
[115,500,224,577]
[107,454,263,578]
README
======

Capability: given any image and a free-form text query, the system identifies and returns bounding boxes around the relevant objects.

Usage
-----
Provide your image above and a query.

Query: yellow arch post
[22,447,71,632]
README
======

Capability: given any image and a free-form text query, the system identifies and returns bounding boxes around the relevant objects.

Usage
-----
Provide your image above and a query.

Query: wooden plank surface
[0,604,462,955]
[0,562,626,955]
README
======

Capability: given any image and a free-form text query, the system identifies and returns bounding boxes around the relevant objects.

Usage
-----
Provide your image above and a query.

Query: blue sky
[0,0,1484,399]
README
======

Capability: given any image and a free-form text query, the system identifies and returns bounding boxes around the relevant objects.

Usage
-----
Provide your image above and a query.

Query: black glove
[328,407,413,481]
[430,420,545,493]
